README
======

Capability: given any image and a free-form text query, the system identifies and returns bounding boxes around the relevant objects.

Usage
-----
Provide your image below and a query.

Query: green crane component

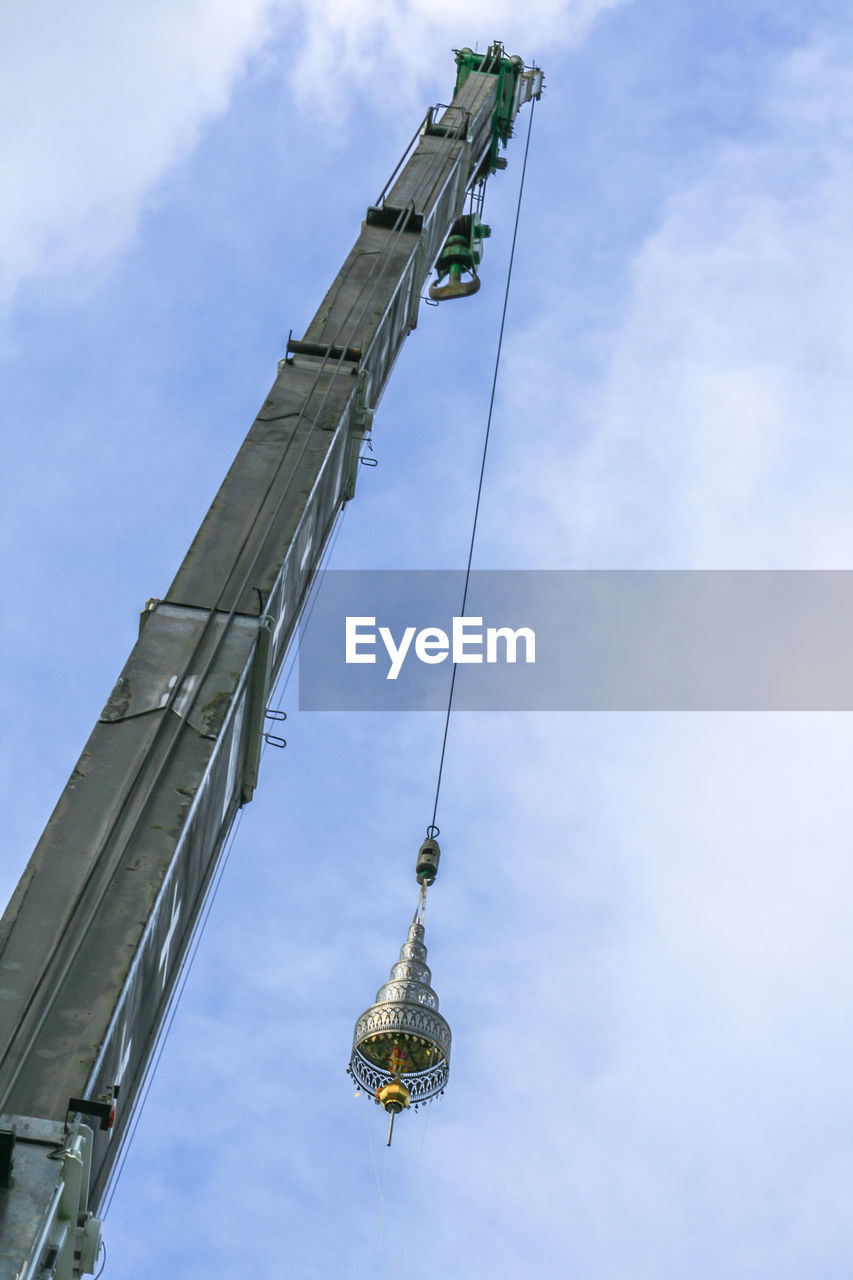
[426,40,541,300]
[0,42,542,1278]
[428,214,491,301]
[416,835,441,885]
[454,42,528,174]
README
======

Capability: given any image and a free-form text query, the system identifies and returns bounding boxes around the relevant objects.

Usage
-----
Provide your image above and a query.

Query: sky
[3,1,853,1276]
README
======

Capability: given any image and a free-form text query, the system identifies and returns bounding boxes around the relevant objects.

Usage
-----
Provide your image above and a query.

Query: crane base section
[0,1116,102,1279]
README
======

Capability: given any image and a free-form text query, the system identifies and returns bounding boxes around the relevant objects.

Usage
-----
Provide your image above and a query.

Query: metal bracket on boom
[263,706,287,750]
[0,1115,103,1278]
[66,1094,116,1133]
[365,205,424,235]
[341,369,375,502]
[453,42,543,176]
[422,104,472,143]
[241,615,275,804]
[284,335,362,368]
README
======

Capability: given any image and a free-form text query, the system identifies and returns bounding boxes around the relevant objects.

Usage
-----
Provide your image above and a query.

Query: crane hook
[429,215,490,301]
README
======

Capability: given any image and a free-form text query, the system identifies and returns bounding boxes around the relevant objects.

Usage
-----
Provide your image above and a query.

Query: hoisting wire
[429,96,537,833]
[413,878,428,926]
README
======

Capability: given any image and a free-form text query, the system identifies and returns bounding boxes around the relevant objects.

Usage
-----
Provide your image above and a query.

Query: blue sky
[4,2,853,1276]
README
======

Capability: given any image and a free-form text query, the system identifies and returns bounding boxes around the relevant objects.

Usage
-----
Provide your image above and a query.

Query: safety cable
[429,95,536,832]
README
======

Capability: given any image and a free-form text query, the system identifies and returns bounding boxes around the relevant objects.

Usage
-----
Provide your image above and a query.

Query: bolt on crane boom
[0,43,542,1278]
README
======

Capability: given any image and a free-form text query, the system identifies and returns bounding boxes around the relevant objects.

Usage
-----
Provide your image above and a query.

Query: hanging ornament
[348,834,451,1145]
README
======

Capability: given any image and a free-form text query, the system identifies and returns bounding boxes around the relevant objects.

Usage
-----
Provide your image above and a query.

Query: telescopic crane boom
[0,43,542,1278]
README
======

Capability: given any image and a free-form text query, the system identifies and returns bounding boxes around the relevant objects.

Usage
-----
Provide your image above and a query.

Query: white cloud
[492,31,853,570]
[0,0,624,316]
[0,0,279,310]
[454,711,853,1272]
[286,0,626,119]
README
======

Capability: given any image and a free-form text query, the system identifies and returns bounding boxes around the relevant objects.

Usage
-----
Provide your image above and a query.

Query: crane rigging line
[430,95,537,833]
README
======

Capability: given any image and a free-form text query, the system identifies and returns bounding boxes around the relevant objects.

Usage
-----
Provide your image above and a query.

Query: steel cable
[429,95,536,832]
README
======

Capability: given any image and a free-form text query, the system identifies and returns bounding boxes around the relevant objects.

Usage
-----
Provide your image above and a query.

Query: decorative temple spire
[349,839,451,1144]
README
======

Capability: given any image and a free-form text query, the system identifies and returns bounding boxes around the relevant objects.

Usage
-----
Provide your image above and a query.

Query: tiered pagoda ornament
[348,834,451,1144]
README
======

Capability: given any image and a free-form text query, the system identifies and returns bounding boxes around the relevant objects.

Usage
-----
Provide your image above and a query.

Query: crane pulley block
[453,42,543,174]
[429,214,491,301]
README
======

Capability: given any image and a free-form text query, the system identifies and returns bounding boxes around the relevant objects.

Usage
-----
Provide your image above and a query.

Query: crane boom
[0,44,541,1278]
